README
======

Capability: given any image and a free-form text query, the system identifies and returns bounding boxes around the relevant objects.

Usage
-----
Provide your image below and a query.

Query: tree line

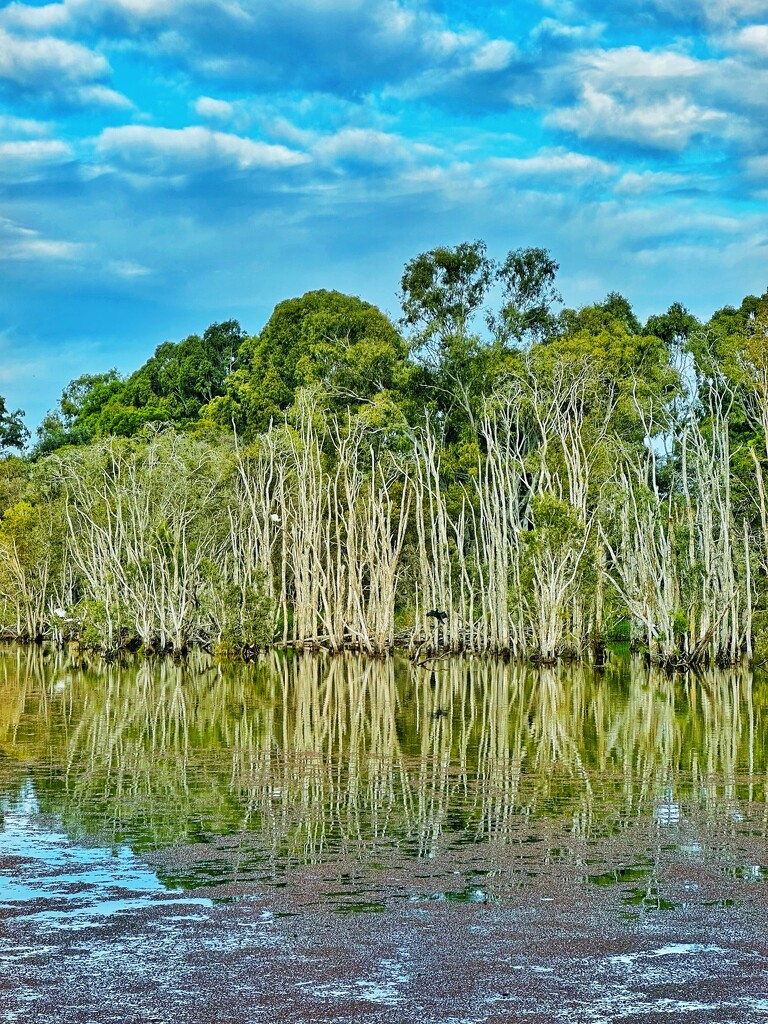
[1,241,767,667]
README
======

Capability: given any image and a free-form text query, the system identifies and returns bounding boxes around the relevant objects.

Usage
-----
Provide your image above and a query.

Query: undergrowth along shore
[4,254,768,674]
[0,375,762,672]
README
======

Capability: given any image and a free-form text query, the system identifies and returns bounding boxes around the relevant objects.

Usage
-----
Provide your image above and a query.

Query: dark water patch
[589,865,653,886]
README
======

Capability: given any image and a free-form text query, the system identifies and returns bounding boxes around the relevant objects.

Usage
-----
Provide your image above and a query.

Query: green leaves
[400,241,561,350]
[0,394,28,454]
[491,247,561,346]
[34,322,247,456]
[400,240,495,341]
[218,290,411,437]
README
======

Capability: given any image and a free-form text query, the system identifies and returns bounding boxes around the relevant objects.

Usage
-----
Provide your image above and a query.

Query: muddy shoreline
[3,839,768,1024]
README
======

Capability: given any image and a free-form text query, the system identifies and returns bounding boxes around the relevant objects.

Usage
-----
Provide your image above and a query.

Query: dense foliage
[1,242,767,666]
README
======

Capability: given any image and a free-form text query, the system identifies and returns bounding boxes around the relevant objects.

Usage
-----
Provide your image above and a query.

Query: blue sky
[1,0,767,432]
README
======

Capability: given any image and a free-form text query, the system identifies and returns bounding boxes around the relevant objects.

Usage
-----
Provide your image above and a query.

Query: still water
[2,645,766,909]
[2,645,768,1021]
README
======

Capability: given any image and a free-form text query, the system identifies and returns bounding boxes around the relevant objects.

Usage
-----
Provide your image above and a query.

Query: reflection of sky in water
[0,779,211,927]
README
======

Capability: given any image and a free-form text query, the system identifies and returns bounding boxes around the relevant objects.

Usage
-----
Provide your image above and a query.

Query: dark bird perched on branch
[426,610,448,622]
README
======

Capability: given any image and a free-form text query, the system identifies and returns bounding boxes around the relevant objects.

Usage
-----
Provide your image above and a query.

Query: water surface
[2,647,768,1021]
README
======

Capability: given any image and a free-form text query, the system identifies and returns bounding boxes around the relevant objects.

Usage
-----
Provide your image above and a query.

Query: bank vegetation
[0,242,767,669]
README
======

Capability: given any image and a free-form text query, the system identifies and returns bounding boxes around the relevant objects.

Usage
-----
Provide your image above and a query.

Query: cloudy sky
[1,0,767,431]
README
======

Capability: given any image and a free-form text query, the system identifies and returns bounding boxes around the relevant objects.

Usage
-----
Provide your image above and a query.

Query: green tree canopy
[400,240,494,344]
[399,241,562,440]
[489,247,562,346]
[34,321,246,455]
[534,296,680,445]
[688,290,768,379]
[120,320,245,420]
[0,395,28,454]
[644,302,699,350]
[210,290,415,436]
[34,372,124,456]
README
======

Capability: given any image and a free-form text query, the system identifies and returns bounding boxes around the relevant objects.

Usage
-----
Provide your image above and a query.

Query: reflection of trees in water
[0,647,40,802]
[1,646,766,862]
[241,654,409,862]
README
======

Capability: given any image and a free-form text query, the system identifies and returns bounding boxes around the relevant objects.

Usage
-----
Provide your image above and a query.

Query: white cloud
[0,139,73,179]
[647,0,768,24]
[95,125,309,174]
[0,28,106,83]
[469,39,516,72]
[0,2,71,31]
[0,217,85,261]
[0,0,522,102]
[581,45,704,89]
[549,84,728,150]
[745,154,768,178]
[0,114,51,135]
[489,149,616,182]
[542,40,768,153]
[728,24,768,54]
[614,169,690,194]
[0,27,129,106]
[0,0,180,31]
[532,18,604,43]
[78,84,132,108]
[82,0,180,16]
[264,116,318,148]
[313,127,437,167]
[545,46,741,150]
[194,96,235,121]
[107,259,152,277]
[16,237,83,259]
